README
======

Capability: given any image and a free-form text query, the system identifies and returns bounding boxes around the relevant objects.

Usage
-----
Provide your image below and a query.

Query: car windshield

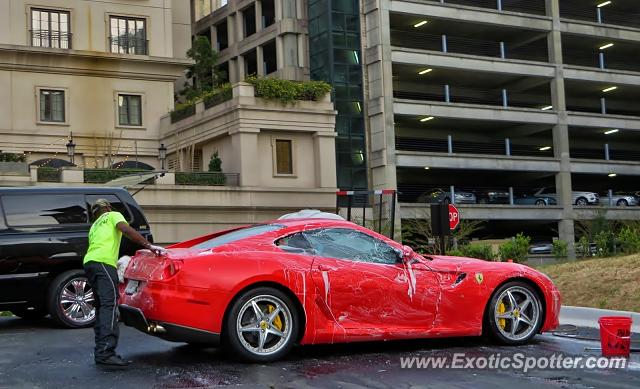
[191,224,284,250]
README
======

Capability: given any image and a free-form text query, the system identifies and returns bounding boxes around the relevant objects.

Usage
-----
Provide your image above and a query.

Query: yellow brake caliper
[497,301,507,329]
[267,305,283,331]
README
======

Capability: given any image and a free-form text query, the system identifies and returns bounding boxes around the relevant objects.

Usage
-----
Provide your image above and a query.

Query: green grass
[536,254,640,312]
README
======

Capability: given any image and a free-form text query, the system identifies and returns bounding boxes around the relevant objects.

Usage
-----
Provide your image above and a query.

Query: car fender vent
[454,273,467,285]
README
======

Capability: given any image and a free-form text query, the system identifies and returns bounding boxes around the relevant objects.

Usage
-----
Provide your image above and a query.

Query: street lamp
[158,143,167,170]
[66,132,76,165]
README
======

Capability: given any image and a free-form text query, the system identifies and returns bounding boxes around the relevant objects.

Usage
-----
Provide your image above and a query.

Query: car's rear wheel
[224,287,298,362]
[47,270,96,328]
[11,307,47,320]
[485,281,543,345]
[617,199,628,207]
[575,197,588,206]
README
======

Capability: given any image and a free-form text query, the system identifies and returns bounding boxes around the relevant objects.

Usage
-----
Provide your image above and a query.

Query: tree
[208,151,222,172]
[180,36,220,101]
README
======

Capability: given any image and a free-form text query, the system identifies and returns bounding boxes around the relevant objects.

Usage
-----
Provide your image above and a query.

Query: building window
[118,94,142,126]
[31,9,71,49]
[110,16,147,55]
[39,89,66,122]
[275,139,293,175]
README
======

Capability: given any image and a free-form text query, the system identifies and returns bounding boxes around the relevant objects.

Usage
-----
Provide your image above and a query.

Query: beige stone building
[0,0,191,168]
[0,0,338,244]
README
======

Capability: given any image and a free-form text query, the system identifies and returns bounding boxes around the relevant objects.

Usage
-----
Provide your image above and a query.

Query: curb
[560,306,640,332]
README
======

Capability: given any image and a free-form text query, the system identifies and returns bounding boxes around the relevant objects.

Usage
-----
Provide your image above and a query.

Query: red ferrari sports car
[119,218,560,362]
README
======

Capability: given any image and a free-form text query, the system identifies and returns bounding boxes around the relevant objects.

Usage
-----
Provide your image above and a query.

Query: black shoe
[95,355,130,367]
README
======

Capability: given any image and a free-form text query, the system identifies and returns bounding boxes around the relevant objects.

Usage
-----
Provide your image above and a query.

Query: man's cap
[91,198,111,215]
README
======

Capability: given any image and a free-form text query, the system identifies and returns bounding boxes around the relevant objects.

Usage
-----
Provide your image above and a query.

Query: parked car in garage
[534,187,599,206]
[600,192,639,207]
[528,242,553,254]
[475,190,510,204]
[417,188,476,204]
[0,187,152,328]
[513,193,558,206]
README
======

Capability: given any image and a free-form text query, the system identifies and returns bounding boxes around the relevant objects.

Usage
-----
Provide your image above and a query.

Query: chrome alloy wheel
[236,295,292,356]
[494,286,541,342]
[59,277,95,325]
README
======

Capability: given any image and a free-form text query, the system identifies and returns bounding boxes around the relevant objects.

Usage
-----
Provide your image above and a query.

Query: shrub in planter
[552,240,568,259]
[246,76,332,104]
[461,243,495,261]
[498,233,531,263]
[617,226,640,254]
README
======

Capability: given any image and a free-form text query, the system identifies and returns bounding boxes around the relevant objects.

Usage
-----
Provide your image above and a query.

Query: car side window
[1,194,88,226]
[303,228,398,265]
[86,194,132,223]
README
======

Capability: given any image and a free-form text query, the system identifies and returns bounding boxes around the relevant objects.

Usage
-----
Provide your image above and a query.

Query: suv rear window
[86,194,132,223]
[192,224,284,250]
[2,194,88,226]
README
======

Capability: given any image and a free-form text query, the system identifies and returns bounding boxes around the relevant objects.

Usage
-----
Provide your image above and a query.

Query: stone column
[229,128,260,186]
[313,132,338,188]
[257,44,265,76]
[255,0,263,30]
[547,0,576,259]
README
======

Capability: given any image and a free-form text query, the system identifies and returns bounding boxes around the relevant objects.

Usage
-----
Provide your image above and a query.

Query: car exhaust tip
[147,323,167,334]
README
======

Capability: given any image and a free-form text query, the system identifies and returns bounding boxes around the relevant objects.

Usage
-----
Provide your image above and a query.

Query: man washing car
[84,198,164,366]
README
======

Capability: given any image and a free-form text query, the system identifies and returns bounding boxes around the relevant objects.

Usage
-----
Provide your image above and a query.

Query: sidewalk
[560,305,640,333]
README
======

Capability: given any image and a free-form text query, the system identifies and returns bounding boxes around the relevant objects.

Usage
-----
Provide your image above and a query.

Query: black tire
[534,199,546,206]
[484,281,543,345]
[478,198,488,204]
[11,308,47,320]
[575,197,588,206]
[224,287,299,362]
[46,270,96,328]
[617,199,628,207]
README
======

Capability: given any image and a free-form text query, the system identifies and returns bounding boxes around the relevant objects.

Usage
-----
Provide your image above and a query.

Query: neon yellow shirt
[84,211,128,268]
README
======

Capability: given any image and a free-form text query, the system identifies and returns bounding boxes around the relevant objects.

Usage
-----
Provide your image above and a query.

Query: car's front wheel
[575,197,588,206]
[485,281,543,345]
[47,270,96,328]
[617,199,628,207]
[225,287,298,362]
[534,199,546,206]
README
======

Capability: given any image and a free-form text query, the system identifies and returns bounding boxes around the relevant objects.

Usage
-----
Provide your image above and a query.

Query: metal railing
[393,86,551,109]
[560,3,640,29]
[37,167,62,182]
[430,0,547,15]
[396,137,553,158]
[30,30,72,49]
[175,172,239,186]
[397,184,558,205]
[109,36,148,55]
[391,30,548,62]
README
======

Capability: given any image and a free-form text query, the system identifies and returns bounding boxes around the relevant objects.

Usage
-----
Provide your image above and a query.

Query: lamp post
[158,143,167,171]
[66,132,76,165]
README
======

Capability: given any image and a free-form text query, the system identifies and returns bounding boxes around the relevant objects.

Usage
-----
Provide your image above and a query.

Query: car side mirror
[393,247,404,261]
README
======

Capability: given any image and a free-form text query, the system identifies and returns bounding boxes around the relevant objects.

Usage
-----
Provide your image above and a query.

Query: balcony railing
[109,36,148,55]
[395,137,553,158]
[175,172,239,186]
[30,30,72,49]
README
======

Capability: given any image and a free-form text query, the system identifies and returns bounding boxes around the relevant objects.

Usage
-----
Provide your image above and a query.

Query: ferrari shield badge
[475,272,484,284]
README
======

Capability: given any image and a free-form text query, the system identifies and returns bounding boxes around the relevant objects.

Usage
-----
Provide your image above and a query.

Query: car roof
[0,186,129,195]
[265,218,360,230]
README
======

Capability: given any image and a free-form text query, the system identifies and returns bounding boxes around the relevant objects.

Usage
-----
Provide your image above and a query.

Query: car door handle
[317,265,336,272]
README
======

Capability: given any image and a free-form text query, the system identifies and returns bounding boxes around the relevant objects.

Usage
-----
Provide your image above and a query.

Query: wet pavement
[0,317,638,388]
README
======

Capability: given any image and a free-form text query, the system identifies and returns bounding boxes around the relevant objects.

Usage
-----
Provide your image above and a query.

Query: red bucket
[598,316,632,357]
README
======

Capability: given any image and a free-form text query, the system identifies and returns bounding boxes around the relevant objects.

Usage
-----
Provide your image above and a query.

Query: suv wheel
[47,270,96,328]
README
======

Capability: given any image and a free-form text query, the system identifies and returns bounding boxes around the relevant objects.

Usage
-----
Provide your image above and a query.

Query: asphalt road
[0,317,638,389]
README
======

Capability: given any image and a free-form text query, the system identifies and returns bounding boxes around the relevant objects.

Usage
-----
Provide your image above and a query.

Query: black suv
[0,187,152,328]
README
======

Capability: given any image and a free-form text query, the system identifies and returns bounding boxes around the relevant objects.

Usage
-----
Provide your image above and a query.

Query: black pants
[84,261,120,360]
